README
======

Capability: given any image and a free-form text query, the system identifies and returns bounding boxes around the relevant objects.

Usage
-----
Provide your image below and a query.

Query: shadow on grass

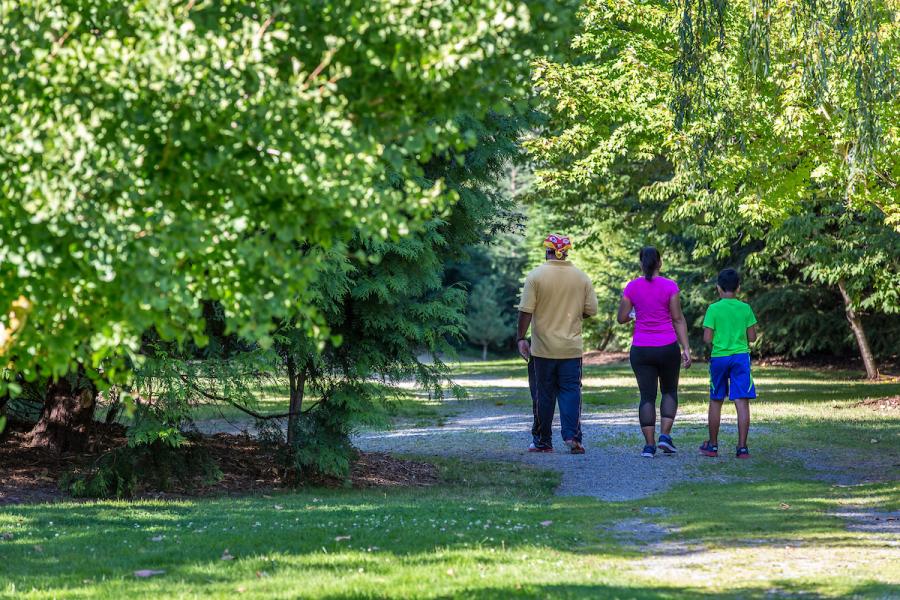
[2,459,897,592]
[416,581,900,600]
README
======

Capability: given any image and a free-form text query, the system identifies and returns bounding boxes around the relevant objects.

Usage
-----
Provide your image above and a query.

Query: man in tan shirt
[517,234,598,454]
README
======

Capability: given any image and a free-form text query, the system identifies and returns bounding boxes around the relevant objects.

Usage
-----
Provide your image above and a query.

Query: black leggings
[630,343,681,427]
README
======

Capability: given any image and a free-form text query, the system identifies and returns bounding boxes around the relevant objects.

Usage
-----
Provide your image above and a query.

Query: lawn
[2,358,898,599]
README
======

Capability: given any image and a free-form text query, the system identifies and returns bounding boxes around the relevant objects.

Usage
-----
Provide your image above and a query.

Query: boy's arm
[746,325,757,343]
[701,307,715,345]
[746,304,758,343]
[703,327,714,344]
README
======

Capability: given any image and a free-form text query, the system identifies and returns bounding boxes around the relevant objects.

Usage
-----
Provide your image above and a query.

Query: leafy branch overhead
[0,0,571,390]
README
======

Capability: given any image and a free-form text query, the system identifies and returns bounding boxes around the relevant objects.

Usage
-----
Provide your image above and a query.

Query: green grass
[2,359,898,598]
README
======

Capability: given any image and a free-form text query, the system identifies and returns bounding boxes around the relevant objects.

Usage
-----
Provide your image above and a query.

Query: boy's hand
[681,349,692,369]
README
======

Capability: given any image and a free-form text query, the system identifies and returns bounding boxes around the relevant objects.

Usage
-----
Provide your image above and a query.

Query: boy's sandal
[699,440,718,456]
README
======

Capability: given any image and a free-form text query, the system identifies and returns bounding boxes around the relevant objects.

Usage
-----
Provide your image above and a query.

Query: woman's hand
[518,339,531,362]
[617,297,634,324]
[681,349,692,369]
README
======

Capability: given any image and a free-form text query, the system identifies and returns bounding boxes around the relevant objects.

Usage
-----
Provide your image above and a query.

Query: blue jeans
[529,357,583,447]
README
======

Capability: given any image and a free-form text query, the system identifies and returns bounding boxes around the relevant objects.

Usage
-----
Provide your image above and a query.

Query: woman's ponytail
[639,246,661,281]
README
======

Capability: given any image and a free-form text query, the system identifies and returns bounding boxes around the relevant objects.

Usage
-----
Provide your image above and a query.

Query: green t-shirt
[702,298,757,357]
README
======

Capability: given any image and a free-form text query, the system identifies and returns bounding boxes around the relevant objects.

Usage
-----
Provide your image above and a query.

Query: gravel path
[352,404,730,502]
[196,402,737,502]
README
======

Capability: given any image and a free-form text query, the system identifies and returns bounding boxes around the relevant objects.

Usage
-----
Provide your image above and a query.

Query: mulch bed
[582,351,629,366]
[755,354,899,374]
[0,421,438,506]
[855,395,900,411]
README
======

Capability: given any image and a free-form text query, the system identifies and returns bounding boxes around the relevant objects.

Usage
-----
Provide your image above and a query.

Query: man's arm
[516,311,532,361]
[703,327,714,344]
[583,282,599,319]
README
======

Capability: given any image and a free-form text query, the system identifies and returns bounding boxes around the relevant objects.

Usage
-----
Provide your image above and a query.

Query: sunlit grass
[1,460,898,599]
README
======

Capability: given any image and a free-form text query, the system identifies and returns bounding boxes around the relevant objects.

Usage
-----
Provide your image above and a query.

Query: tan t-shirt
[518,261,598,359]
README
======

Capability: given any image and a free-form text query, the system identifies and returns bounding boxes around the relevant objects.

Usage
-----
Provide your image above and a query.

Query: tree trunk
[598,318,614,351]
[26,376,97,452]
[104,388,122,425]
[837,280,879,380]
[286,357,306,446]
[482,343,488,361]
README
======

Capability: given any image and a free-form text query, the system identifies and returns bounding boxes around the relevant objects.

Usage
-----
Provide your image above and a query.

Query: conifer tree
[466,279,514,361]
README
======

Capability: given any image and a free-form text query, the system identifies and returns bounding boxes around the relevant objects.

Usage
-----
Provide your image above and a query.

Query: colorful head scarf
[543,234,572,259]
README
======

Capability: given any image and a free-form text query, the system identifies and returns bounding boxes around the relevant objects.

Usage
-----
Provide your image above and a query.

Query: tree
[665,0,900,377]
[526,0,900,372]
[0,1,569,449]
[257,110,537,476]
[147,108,544,480]
[672,0,900,228]
[467,278,514,360]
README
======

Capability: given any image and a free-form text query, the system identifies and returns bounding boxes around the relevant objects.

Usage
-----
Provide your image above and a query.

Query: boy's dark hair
[717,268,740,293]
[639,246,661,281]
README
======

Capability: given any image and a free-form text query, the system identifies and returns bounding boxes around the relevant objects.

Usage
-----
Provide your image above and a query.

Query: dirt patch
[601,518,702,556]
[350,452,438,488]
[1,423,438,506]
[789,446,900,486]
[855,395,900,411]
[755,354,900,375]
[831,508,900,535]
[582,351,629,366]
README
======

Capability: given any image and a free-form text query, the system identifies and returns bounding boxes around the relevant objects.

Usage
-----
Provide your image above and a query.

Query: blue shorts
[709,353,756,401]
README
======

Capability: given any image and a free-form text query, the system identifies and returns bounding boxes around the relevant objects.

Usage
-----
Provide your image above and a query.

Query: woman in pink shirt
[617,247,692,458]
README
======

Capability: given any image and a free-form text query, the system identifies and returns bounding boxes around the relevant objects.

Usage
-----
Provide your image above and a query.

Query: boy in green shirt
[700,269,758,459]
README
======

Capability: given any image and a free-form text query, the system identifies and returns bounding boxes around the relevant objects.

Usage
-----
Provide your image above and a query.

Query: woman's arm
[668,293,692,368]
[617,296,633,324]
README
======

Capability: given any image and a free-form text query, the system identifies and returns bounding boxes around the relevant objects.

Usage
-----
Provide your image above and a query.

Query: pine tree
[467,279,514,361]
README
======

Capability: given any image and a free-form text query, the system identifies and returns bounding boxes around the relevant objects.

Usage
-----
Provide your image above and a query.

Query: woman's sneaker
[528,442,553,453]
[736,446,751,459]
[641,444,656,458]
[658,434,677,454]
[699,441,718,457]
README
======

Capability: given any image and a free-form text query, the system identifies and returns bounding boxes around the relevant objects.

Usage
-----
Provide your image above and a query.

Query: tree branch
[180,375,297,420]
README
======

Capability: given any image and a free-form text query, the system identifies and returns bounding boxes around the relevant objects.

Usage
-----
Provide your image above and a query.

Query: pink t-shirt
[623,276,679,347]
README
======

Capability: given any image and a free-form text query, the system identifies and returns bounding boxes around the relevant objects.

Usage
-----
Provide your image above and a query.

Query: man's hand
[681,349,692,369]
[516,312,533,361]
[518,339,531,362]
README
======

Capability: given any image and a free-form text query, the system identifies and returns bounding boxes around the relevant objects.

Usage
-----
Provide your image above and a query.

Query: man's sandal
[565,440,585,454]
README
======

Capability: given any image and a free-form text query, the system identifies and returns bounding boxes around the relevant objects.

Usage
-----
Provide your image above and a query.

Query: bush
[61,436,221,499]
[283,382,388,481]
